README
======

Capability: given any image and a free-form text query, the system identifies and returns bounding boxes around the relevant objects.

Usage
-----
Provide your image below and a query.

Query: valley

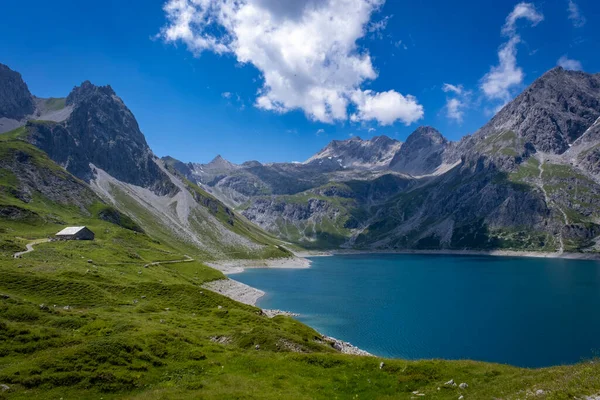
[2,61,600,399]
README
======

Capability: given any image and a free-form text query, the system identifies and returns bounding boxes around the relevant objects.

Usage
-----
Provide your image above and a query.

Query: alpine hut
[55,226,95,241]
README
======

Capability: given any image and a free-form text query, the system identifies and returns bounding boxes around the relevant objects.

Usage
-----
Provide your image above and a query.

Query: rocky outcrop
[306,135,402,170]
[0,63,35,120]
[469,67,600,157]
[389,126,448,175]
[26,82,177,195]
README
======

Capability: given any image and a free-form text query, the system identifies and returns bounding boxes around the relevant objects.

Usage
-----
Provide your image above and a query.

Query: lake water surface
[233,254,600,367]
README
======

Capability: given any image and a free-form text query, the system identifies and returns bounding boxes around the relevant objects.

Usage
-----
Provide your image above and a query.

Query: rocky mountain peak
[406,126,447,146]
[26,80,177,195]
[0,63,35,120]
[306,135,402,170]
[66,81,118,106]
[207,155,238,171]
[389,126,448,176]
[472,66,600,156]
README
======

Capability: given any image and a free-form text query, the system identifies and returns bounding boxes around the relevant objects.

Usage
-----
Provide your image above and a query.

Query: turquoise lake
[233,254,600,368]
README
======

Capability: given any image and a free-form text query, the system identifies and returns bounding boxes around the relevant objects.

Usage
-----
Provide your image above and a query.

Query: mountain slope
[0,77,290,261]
[196,67,600,254]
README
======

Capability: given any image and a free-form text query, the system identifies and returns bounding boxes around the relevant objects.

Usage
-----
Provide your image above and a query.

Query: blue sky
[1,0,598,164]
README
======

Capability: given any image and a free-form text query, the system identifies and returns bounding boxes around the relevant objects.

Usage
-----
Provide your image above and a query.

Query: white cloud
[481,3,543,102]
[567,0,586,28]
[350,90,424,126]
[442,83,470,123]
[160,0,423,126]
[368,15,392,35]
[442,83,463,95]
[221,92,232,99]
[502,2,544,36]
[445,98,465,123]
[557,55,583,71]
[368,127,376,133]
[316,128,325,136]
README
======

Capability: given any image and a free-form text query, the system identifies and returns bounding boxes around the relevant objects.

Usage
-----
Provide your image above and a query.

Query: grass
[2,236,600,399]
[43,98,66,111]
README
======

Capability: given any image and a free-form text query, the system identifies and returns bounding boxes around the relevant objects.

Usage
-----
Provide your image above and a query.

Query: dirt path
[13,238,51,259]
[536,156,568,254]
[143,255,194,268]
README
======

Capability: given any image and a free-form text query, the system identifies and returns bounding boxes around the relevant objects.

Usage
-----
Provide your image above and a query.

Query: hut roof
[56,226,88,236]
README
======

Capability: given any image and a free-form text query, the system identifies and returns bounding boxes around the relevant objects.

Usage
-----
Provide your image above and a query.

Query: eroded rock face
[0,63,35,120]
[389,126,448,175]
[26,81,177,195]
[306,135,403,170]
[471,67,600,156]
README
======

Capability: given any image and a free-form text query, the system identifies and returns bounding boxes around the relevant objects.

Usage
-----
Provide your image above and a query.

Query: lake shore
[322,248,600,260]
[206,256,312,275]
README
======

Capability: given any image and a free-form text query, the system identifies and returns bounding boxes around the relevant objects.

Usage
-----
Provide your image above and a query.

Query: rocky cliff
[26,81,177,195]
[0,63,35,120]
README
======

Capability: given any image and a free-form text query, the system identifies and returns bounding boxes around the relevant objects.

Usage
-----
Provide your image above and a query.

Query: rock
[1,294,10,299]
[63,305,71,310]
[159,319,165,324]
[87,259,93,263]
[458,396,464,400]
[379,361,385,370]
[459,383,468,389]
[141,295,146,299]
[217,305,223,309]
[0,63,35,120]
[255,344,260,350]
[164,308,170,311]
[390,126,448,175]
[0,384,10,392]
[39,304,49,311]
[445,379,457,387]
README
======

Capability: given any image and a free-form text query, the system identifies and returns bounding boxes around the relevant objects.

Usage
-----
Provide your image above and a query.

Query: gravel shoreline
[326,249,600,260]
[207,256,312,275]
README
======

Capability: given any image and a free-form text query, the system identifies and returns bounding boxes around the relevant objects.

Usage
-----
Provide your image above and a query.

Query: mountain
[182,67,600,253]
[4,63,600,255]
[26,81,177,195]
[389,126,449,176]
[0,73,290,260]
[306,135,402,170]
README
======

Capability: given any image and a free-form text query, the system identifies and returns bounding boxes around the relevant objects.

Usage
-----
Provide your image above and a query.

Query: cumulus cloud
[350,90,424,126]
[481,2,543,103]
[567,0,586,28]
[557,55,583,71]
[159,0,423,126]
[316,128,325,136]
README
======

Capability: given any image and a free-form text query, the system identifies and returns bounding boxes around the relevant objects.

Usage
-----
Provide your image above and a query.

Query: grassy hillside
[2,232,600,399]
